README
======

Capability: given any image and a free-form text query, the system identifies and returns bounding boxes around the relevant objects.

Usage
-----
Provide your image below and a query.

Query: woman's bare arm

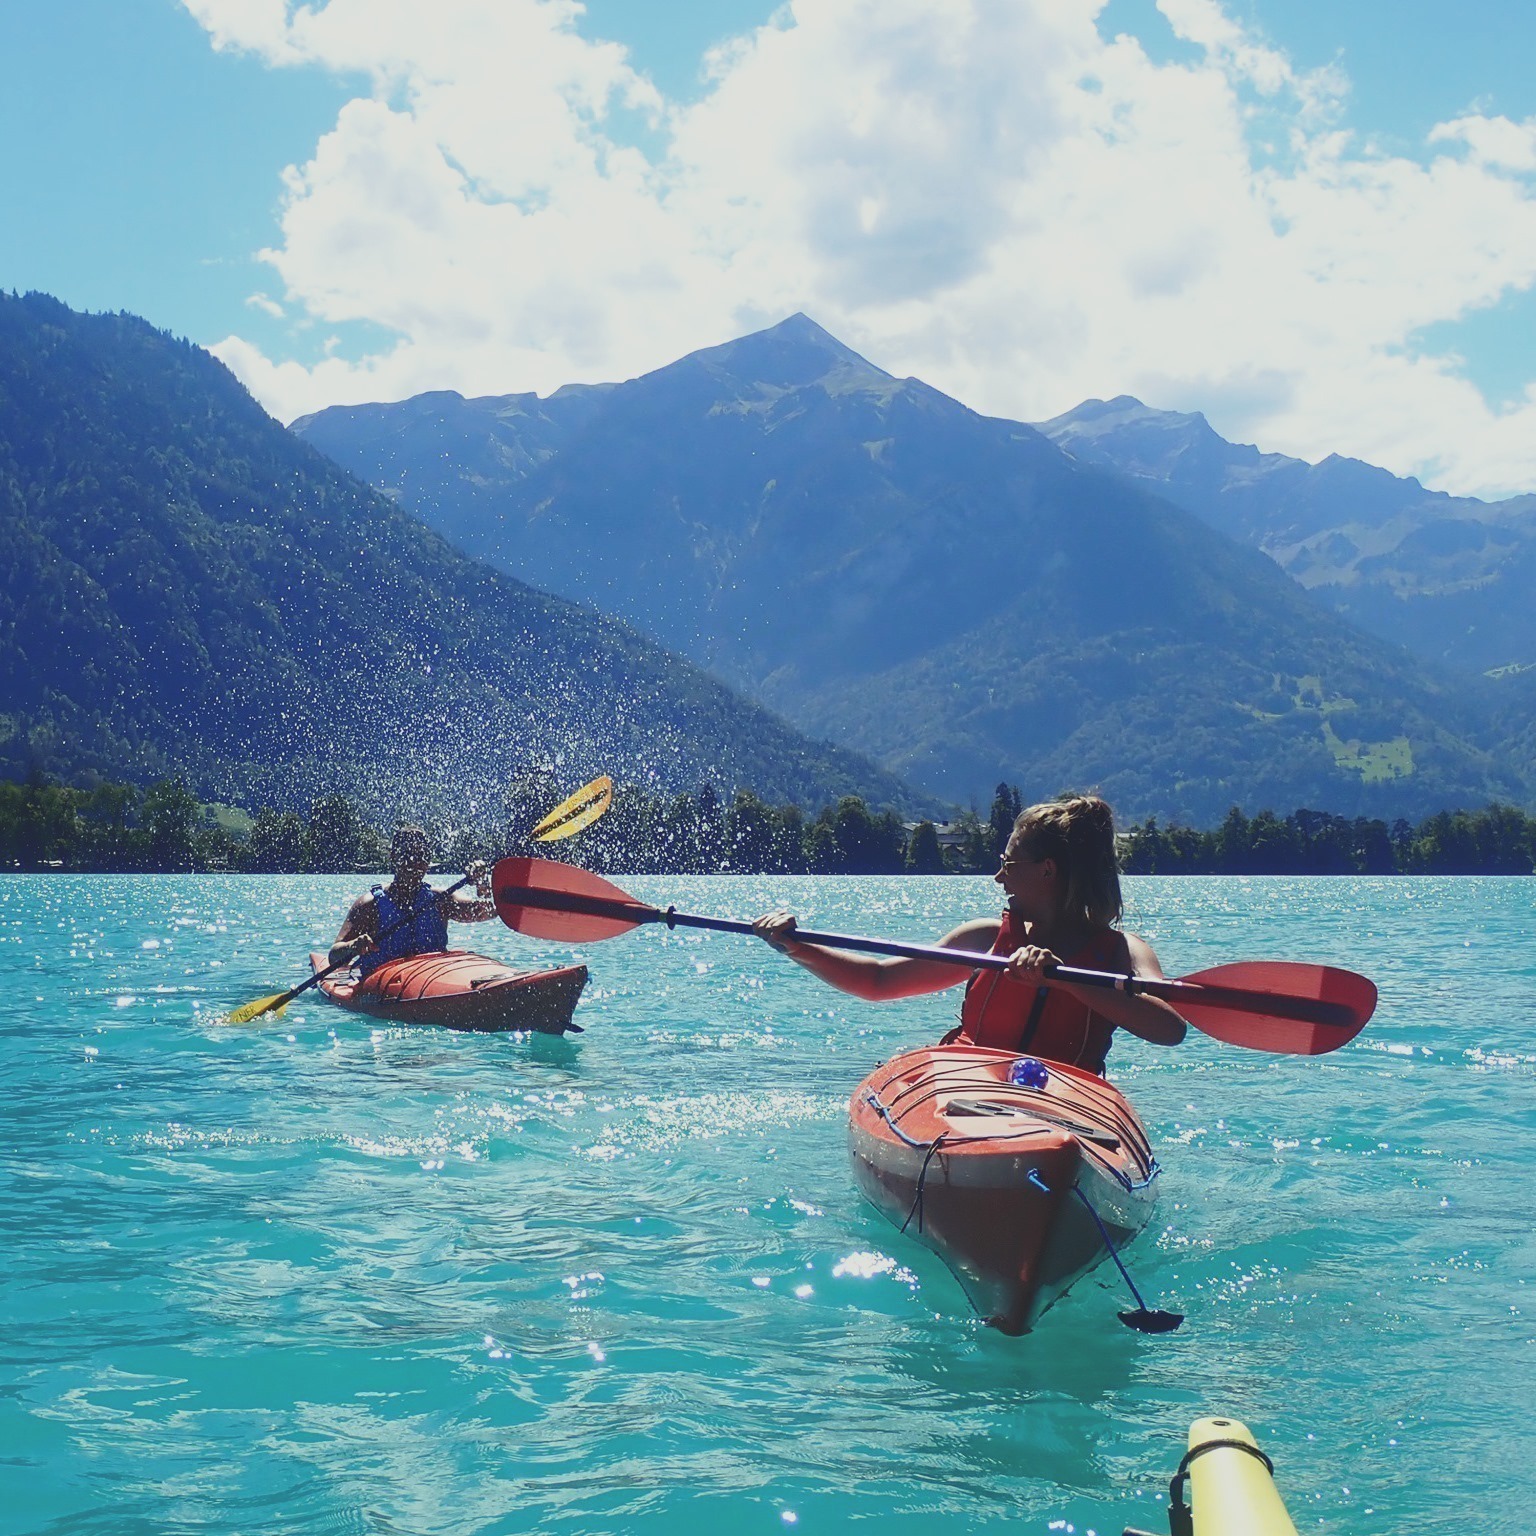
[753,912,1001,1001]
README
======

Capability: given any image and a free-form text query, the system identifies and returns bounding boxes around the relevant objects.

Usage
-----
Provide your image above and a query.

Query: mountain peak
[663,313,894,395]
[1069,394,1150,420]
[1041,395,1214,433]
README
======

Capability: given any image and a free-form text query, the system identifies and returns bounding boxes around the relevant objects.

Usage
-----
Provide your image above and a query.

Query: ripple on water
[2,873,1534,1534]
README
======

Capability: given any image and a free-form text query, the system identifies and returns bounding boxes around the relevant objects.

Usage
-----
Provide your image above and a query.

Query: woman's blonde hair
[1011,794,1122,928]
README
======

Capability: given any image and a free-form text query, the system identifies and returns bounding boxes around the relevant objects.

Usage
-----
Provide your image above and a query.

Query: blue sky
[1,0,775,346]
[5,1,1536,496]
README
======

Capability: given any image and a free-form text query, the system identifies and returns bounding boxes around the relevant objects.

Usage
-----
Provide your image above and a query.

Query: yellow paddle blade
[531,775,614,843]
[226,993,291,1025]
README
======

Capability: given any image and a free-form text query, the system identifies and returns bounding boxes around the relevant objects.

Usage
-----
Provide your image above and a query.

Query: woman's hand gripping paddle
[226,777,616,1025]
[490,857,1377,1054]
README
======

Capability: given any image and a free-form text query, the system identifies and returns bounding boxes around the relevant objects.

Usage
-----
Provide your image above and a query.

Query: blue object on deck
[1009,1055,1050,1088]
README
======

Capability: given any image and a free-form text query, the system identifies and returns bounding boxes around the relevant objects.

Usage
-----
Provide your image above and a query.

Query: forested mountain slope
[1037,394,1536,675]
[0,293,917,817]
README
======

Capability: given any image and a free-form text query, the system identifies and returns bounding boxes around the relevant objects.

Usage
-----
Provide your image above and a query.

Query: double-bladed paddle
[226,777,615,1025]
[531,775,613,842]
[490,857,1377,1054]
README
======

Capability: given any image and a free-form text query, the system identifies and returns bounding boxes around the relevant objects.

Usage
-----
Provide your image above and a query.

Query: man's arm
[328,895,378,969]
[445,860,497,925]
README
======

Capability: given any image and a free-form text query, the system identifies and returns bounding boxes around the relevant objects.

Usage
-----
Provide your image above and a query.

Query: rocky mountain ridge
[295,316,1532,821]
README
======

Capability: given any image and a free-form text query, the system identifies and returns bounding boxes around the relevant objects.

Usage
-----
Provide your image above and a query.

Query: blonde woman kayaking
[754,794,1185,1075]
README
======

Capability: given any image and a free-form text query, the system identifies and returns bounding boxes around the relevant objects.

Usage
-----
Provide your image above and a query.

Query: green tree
[142,777,199,870]
[1247,809,1302,873]
[725,789,776,873]
[905,820,946,873]
[1212,807,1250,872]
[771,803,808,874]
[0,774,80,868]
[660,792,704,873]
[244,808,306,872]
[1351,817,1396,875]
[805,817,843,873]
[988,783,1021,856]
[305,794,370,872]
[830,796,905,873]
[1473,803,1535,873]
[1409,810,1477,873]
[79,781,138,868]
[695,784,726,871]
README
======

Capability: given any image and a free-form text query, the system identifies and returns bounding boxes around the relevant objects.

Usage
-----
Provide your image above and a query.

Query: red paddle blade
[491,856,651,941]
[1176,962,1377,1055]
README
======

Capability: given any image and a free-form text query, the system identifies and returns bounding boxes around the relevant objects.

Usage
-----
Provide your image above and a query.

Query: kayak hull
[848,1045,1159,1333]
[308,950,587,1035]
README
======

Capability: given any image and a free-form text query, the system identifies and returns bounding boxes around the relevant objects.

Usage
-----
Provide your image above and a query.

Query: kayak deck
[848,1044,1159,1333]
[308,949,587,1035]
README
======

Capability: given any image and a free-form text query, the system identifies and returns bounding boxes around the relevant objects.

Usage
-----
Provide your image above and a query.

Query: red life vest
[952,911,1129,1075]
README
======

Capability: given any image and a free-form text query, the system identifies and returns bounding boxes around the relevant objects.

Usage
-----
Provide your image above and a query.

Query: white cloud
[1428,113,1536,172]
[187,0,1536,497]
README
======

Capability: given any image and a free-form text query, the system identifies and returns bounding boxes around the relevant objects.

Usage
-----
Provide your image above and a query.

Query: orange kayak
[848,1045,1160,1333]
[307,950,587,1034]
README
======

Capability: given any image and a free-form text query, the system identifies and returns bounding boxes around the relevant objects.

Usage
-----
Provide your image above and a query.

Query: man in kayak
[328,825,497,977]
[754,794,1185,1075]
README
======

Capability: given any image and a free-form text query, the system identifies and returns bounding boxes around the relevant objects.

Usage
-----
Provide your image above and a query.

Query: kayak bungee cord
[862,1062,1157,1191]
[1069,1183,1184,1334]
[863,1082,1160,1196]
[902,1135,950,1235]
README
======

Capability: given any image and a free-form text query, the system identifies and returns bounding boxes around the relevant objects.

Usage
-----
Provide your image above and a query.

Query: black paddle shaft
[493,884,1357,1029]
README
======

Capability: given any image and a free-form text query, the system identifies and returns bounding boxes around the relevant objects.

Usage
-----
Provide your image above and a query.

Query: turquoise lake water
[3,873,1533,1535]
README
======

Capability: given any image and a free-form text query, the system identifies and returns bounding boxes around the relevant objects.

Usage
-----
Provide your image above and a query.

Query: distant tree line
[0,773,392,873]
[1120,803,1536,875]
[3,772,1535,876]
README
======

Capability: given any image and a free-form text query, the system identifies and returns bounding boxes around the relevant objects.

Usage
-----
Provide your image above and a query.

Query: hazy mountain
[1036,395,1536,674]
[0,292,918,817]
[295,316,1531,822]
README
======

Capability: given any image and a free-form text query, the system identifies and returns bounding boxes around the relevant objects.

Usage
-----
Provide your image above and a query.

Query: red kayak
[307,950,587,1034]
[848,1045,1160,1333]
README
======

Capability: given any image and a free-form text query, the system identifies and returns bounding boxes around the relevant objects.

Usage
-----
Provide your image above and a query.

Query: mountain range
[1035,394,1536,676]
[295,315,1532,822]
[0,292,915,818]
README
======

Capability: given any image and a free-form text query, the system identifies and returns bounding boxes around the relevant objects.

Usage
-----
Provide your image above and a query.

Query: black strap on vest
[1017,985,1050,1051]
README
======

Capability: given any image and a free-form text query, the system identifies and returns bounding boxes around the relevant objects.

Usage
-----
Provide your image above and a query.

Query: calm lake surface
[3,873,1532,1535]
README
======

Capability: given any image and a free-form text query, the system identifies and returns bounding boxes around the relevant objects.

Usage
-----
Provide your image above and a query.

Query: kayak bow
[849,1044,1160,1333]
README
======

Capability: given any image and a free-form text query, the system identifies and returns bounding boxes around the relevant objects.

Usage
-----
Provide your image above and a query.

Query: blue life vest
[356,883,449,979]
